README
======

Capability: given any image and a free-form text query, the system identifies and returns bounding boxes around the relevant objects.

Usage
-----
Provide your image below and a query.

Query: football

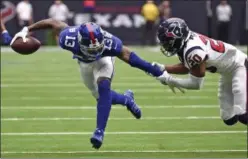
[11,36,41,55]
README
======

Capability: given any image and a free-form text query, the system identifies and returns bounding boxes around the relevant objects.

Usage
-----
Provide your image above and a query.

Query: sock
[238,113,248,125]
[111,90,128,106]
[96,79,112,131]
[128,52,163,77]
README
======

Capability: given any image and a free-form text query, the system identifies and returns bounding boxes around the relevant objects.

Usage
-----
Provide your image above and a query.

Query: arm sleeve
[166,73,204,90]
[1,31,12,45]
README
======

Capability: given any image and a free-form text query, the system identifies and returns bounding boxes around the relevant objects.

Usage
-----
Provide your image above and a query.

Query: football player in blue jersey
[9,18,174,149]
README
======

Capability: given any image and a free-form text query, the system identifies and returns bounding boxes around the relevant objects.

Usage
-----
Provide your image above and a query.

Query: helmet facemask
[159,38,185,57]
[78,32,105,58]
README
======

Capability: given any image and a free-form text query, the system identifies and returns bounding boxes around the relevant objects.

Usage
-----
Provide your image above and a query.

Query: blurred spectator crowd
[1,0,245,46]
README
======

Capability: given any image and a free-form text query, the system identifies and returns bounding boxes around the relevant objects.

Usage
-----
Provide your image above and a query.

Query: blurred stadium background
[1,0,247,158]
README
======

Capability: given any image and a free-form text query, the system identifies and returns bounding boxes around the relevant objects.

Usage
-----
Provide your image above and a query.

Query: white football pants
[78,57,115,99]
[218,61,247,120]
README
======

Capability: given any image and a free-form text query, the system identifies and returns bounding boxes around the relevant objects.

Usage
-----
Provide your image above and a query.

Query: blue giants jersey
[59,26,123,63]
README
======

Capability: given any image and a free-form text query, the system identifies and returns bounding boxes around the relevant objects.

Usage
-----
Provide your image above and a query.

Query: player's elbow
[189,74,204,90]
[191,81,204,90]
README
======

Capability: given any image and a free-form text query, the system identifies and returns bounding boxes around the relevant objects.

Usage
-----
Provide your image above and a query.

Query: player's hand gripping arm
[118,46,164,77]
[153,62,189,74]
[10,18,68,45]
[157,51,206,90]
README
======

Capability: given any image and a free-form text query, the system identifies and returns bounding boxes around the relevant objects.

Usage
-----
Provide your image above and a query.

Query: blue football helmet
[157,18,190,57]
[78,22,104,58]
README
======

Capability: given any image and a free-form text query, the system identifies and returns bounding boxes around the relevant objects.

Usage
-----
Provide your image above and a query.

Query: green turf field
[1,46,247,158]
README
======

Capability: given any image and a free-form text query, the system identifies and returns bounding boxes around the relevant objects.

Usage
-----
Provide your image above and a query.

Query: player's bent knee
[223,115,238,126]
[97,77,111,84]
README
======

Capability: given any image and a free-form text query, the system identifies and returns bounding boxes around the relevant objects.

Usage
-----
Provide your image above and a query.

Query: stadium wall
[1,0,247,45]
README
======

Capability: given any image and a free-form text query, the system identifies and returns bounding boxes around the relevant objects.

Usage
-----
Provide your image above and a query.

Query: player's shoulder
[59,26,79,49]
[180,32,208,69]
[102,29,122,44]
[102,29,123,54]
[59,26,79,38]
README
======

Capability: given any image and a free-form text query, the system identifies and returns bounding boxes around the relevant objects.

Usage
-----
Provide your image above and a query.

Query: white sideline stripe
[1,96,214,100]
[1,131,246,136]
[1,116,220,121]
[0,82,218,87]
[2,149,246,154]
[1,105,219,110]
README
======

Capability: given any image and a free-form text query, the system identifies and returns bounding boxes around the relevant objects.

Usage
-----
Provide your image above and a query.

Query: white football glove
[151,62,165,71]
[10,27,29,45]
[157,71,185,94]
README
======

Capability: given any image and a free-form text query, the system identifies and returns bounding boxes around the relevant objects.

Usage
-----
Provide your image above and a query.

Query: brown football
[11,36,41,55]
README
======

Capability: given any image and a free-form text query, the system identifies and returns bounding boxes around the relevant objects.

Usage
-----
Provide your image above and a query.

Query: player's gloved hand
[10,27,29,45]
[152,62,165,72]
[146,62,165,77]
[156,71,185,94]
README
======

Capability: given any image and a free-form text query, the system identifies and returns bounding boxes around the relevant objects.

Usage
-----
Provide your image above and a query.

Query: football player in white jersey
[153,18,247,126]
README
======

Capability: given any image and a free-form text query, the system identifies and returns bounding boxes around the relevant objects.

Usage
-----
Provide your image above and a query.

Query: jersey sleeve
[102,30,123,56]
[110,35,123,55]
[184,47,208,69]
[1,31,12,45]
[58,27,69,49]
[58,26,78,52]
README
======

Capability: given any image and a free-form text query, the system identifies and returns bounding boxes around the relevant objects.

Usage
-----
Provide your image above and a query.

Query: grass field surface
[1,46,247,158]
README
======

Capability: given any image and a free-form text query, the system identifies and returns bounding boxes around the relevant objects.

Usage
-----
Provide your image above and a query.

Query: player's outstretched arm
[27,18,68,34]
[153,62,189,75]
[10,18,68,45]
[118,46,163,77]
[157,61,206,90]
[165,63,189,74]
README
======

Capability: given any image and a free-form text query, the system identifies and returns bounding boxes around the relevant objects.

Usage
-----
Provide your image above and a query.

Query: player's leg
[218,75,238,125]
[90,57,141,149]
[232,65,248,125]
[78,61,98,98]
[96,57,141,119]
[89,56,116,149]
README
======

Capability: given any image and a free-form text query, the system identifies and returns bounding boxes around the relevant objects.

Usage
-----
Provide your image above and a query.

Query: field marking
[1,96,215,100]
[1,116,220,121]
[1,149,247,154]
[1,131,246,136]
[1,82,218,88]
[1,105,219,110]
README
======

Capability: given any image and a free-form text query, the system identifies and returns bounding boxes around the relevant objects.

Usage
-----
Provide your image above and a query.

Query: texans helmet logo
[1,1,16,23]
[165,21,183,38]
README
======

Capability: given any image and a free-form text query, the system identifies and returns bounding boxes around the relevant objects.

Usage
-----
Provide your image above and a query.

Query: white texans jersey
[178,32,247,74]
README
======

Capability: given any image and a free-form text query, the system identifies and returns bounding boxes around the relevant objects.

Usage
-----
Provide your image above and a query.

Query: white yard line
[1,96,214,100]
[1,116,220,121]
[1,149,246,154]
[1,131,246,136]
[1,105,219,110]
